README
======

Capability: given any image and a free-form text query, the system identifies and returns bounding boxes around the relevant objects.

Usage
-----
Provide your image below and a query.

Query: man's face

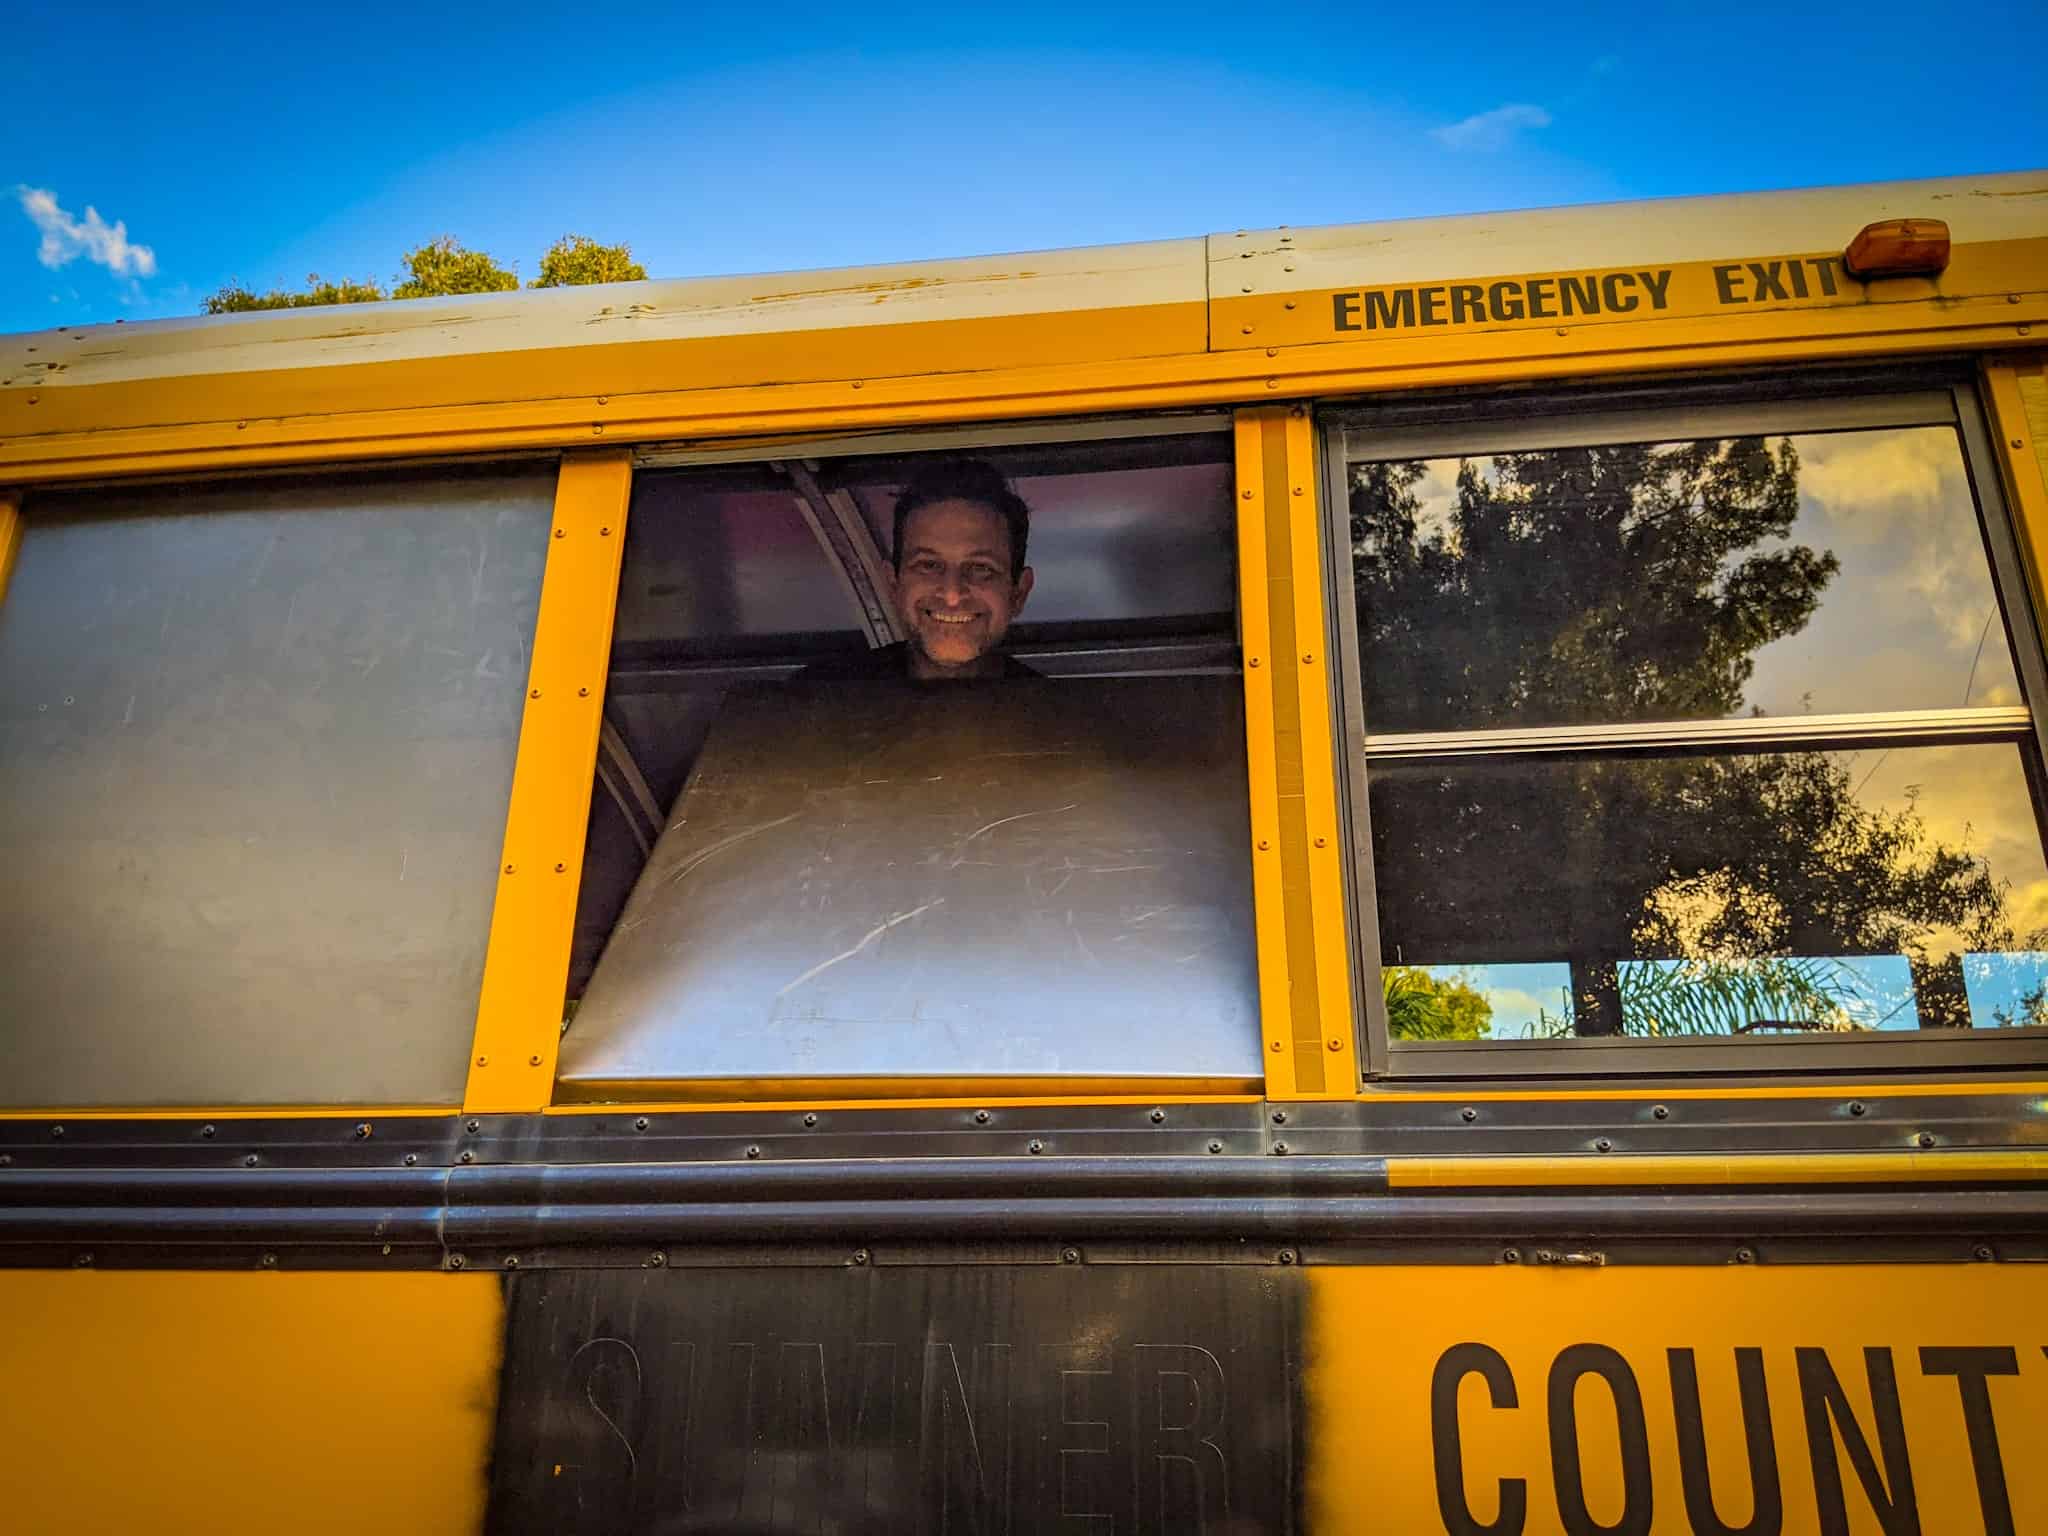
[887,498,1034,676]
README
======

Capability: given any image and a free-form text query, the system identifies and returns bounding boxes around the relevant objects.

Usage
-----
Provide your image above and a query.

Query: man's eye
[964,565,998,584]
[908,557,942,575]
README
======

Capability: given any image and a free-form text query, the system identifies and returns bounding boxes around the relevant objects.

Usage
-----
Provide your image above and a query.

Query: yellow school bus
[3,172,2047,1534]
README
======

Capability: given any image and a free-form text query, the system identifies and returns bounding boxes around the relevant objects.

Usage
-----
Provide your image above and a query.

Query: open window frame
[1321,362,2048,1080]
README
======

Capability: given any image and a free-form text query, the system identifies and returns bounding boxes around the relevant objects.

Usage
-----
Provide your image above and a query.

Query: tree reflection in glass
[1352,431,2048,1038]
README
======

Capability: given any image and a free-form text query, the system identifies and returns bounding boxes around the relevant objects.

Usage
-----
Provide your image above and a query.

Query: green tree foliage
[532,235,647,288]
[201,275,385,314]
[391,236,519,299]
[1356,441,2014,1035]
[1383,966,1493,1040]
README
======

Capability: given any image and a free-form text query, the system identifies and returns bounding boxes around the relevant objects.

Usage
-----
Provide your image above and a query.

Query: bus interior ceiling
[567,431,1241,1013]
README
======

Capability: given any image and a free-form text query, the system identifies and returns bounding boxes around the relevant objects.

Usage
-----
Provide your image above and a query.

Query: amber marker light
[1843,217,1952,279]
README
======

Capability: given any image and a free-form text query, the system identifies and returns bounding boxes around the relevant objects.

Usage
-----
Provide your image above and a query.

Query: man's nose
[940,571,968,604]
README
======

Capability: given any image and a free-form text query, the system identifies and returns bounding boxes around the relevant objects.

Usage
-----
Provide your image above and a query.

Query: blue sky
[7,1,2045,335]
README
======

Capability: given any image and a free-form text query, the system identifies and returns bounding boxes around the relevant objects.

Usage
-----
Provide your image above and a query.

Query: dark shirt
[794,642,1039,681]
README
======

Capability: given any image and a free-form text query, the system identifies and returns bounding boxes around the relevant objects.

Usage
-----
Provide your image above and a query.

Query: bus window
[1333,384,2048,1060]
[0,465,554,1106]
[559,429,1262,1096]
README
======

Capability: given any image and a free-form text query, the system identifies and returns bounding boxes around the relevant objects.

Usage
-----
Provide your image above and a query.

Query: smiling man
[805,460,1038,680]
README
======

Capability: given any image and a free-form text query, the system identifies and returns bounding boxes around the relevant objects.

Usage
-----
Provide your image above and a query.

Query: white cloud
[1431,103,1553,152]
[18,186,156,278]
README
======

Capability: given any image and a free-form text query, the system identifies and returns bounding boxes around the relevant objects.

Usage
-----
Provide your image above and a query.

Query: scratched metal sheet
[558,677,1262,1088]
[0,466,552,1106]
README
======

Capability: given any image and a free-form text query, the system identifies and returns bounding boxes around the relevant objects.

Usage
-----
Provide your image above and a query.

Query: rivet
[1501,1247,1521,1264]
[459,1150,474,1163]
[261,1253,277,1268]
[599,526,611,536]
[1028,1140,1044,1154]
[1277,1248,1297,1264]
[25,394,38,405]
[1239,250,1253,260]
[1327,1037,1342,1051]
[236,420,248,430]
[1240,325,1254,335]
[1266,347,1278,358]
[851,380,864,389]
[1302,652,1315,664]
[1208,1140,1224,1153]
[1313,836,1327,847]
[1652,1104,1670,1120]
[1556,327,1568,336]
[1272,1141,1289,1156]
[74,1252,92,1267]
[650,1251,667,1267]
[746,1144,761,1159]
[466,1119,480,1134]
[1061,1247,1081,1264]
[1241,285,1253,294]
[0,1156,9,1167]
[1270,1040,1284,1052]
[1283,264,1295,273]
[1149,1108,1166,1124]
[1848,1100,1867,1116]
[1974,1244,1996,1261]
[1595,1137,1613,1153]
[1284,301,1296,311]
[354,1122,372,1139]
[2014,439,2026,449]
[591,425,604,435]
[804,1112,818,1127]
[577,686,590,697]
[2019,325,2032,336]
[403,1153,418,1166]
[1241,488,1254,499]
[49,1125,63,1139]
[449,1254,467,1270]
[852,1248,870,1265]
[1734,1248,1756,1265]
[381,1244,392,1255]
[1248,657,1261,667]
[244,1154,259,1166]
[1291,485,1304,496]
[201,1124,216,1138]
[1257,838,1271,850]
[2010,293,2022,303]
[530,688,541,699]
[554,527,566,538]
[504,1255,520,1268]
[503,864,515,875]
[596,395,608,404]
[1917,1131,1936,1148]
[554,862,566,873]
[1266,379,1280,389]
[635,1117,650,1131]
[529,1054,543,1066]
[1460,1107,1477,1122]
[974,1109,990,1124]
[476,1054,489,1066]
[1272,1110,1288,1125]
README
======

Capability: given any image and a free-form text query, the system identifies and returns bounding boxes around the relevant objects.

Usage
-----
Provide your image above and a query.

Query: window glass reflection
[1370,742,2048,1038]
[1350,426,2018,733]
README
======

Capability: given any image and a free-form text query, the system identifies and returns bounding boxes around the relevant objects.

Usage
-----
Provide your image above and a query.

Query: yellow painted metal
[465,451,633,1113]
[1283,408,1359,1089]
[4,296,2044,486]
[1352,1078,2048,1102]
[1984,358,2048,631]
[551,1074,1263,1104]
[1389,1149,2048,1187]
[1235,413,1294,1094]
[1304,1265,2048,1534]
[0,1271,501,1534]
[1235,408,1354,1098]
[0,489,20,608]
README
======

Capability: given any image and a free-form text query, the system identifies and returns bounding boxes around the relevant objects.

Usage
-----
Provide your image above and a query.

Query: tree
[532,235,647,288]
[201,275,385,314]
[1356,440,2016,1035]
[391,236,518,298]
[1384,966,1493,1040]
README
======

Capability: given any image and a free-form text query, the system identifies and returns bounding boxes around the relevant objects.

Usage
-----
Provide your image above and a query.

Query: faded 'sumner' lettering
[1333,269,1674,333]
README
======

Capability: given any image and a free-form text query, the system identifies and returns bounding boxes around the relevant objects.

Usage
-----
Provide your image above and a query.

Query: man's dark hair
[890,459,1031,577]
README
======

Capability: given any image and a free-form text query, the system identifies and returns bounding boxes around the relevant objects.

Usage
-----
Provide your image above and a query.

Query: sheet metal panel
[488,1263,1299,1534]
[0,467,552,1106]
[559,677,1261,1090]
